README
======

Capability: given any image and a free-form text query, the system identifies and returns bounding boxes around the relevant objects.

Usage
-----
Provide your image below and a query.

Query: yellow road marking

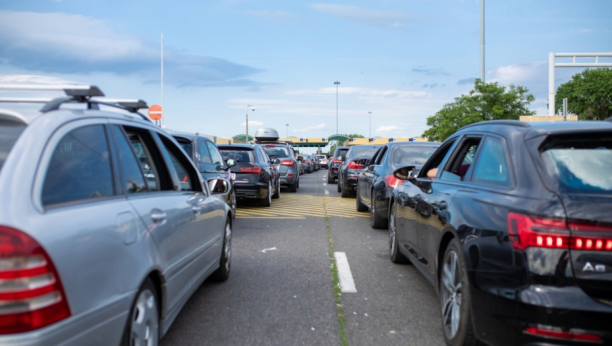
[236,194,368,219]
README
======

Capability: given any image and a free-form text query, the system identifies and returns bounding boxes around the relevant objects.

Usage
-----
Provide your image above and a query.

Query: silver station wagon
[0,85,232,345]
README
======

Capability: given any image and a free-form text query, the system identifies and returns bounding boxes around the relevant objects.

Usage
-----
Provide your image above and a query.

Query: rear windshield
[351,146,380,157]
[393,146,439,165]
[178,141,192,156]
[0,124,26,172]
[317,155,326,159]
[541,135,612,193]
[335,149,349,159]
[263,146,290,158]
[219,148,255,163]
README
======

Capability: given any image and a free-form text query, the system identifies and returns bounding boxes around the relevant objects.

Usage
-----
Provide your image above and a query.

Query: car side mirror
[393,165,416,182]
[208,178,230,194]
[273,158,281,164]
[226,159,236,168]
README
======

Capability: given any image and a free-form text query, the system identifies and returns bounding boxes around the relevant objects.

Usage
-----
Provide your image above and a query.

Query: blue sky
[1,0,611,152]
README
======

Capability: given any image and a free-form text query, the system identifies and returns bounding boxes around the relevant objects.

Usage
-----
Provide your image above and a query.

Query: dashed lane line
[334,252,357,293]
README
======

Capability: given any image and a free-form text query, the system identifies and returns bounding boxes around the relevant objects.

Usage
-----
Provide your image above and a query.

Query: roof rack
[0,84,151,121]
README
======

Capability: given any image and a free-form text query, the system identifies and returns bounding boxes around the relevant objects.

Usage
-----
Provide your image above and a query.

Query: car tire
[337,177,342,192]
[440,238,478,346]
[370,191,387,229]
[356,187,368,212]
[389,202,410,264]
[272,179,280,199]
[327,173,335,184]
[260,182,272,207]
[341,180,351,198]
[122,279,159,346]
[210,218,232,282]
[231,190,237,219]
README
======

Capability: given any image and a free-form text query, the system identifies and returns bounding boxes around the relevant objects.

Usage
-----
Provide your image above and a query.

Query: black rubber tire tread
[337,178,342,192]
[370,192,388,229]
[272,179,280,199]
[389,202,410,264]
[209,218,232,282]
[121,279,159,346]
[356,187,368,212]
[441,238,479,346]
[341,181,351,198]
[327,173,335,184]
[289,180,297,192]
[260,183,272,207]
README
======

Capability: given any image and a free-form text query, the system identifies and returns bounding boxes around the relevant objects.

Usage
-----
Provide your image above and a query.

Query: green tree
[232,134,253,142]
[555,68,612,120]
[422,79,535,142]
[345,133,365,138]
[327,134,364,156]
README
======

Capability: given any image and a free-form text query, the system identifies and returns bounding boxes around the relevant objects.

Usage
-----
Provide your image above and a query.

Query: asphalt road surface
[161,169,445,346]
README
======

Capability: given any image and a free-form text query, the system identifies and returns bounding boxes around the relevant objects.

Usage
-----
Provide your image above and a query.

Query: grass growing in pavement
[325,216,348,346]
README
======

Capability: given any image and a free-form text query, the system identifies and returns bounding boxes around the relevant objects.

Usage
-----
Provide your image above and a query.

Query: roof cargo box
[254,128,279,142]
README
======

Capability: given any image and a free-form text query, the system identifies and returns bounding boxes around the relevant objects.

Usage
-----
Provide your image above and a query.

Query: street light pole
[246,105,254,143]
[480,0,485,82]
[334,81,340,135]
[286,124,289,137]
[368,111,372,137]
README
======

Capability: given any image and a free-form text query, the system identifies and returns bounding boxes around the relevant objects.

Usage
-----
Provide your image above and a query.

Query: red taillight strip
[525,326,602,343]
[280,160,294,167]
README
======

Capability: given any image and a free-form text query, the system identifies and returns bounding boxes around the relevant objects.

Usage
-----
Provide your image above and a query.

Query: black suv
[328,146,349,183]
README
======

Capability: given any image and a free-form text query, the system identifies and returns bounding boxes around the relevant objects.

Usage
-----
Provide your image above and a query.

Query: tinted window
[220,148,256,163]
[263,146,290,157]
[126,131,160,191]
[0,124,25,172]
[179,141,193,158]
[541,135,612,192]
[352,146,380,157]
[393,146,439,165]
[206,141,225,167]
[112,126,147,193]
[42,125,113,206]
[198,141,213,164]
[440,138,481,182]
[335,149,349,159]
[471,137,512,188]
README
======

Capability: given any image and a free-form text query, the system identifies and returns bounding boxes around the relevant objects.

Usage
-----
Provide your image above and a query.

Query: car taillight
[265,145,275,147]
[280,160,294,167]
[304,161,310,164]
[347,161,363,169]
[0,226,71,334]
[333,158,342,163]
[384,175,403,190]
[525,326,602,343]
[507,213,612,251]
[239,166,262,174]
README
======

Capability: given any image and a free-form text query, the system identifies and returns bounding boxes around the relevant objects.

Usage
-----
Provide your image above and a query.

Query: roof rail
[461,120,530,130]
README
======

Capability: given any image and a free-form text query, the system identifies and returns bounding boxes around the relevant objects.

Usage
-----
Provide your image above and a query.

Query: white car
[317,154,328,169]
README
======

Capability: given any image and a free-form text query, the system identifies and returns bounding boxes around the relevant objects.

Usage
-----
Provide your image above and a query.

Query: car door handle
[151,210,167,223]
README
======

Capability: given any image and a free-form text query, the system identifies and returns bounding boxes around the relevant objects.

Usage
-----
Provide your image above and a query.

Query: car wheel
[370,191,387,229]
[231,190,237,219]
[289,179,297,192]
[356,186,368,212]
[389,202,410,263]
[210,218,232,282]
[260,182,272,207]
[341,180,351,198]
[337,177,342,192]
[327,173,335,184]
[272,179,280,199]
[123,279,159,346]
[440,238,478,346]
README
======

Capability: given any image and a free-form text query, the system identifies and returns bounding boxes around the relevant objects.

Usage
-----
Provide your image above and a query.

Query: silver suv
[0,85,232,345]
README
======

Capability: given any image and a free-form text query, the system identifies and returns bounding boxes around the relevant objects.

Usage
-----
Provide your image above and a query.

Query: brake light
[347,161,363,169]
[304,161,310,164]
[265,145,275,147]
[525,326,602,343]
[239,166,262,174]
[384,175,403,190]
[280,160,294,167]
[508,213,612,251]
[333,158,342,163]
[0,226,71,334]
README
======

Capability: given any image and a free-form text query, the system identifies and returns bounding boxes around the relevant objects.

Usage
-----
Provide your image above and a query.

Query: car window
[263,145,290,158]
[393,146,439,165]
[260,148,271,162]
[219,148,256,163]
[353,146,380,158]
[179,141,193,158]
[0,123,26,173]
[206,141,225,167]
[418,138,457,179]
[111,126,148,193]
[335,149,348,160]
[375,147,387,164]
[199,141,213,164]
[156,134,198,191]
[541,134,612,193]
[42,125,114,207]
[124,130,160,191]
[440,137,481,182]
[471,137,512,188]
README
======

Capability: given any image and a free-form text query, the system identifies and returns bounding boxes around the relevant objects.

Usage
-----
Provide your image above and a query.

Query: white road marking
[334,252,357,293]
[325,190,329,195]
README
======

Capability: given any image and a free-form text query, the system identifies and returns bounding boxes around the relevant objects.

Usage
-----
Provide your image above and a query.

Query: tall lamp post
[246,105,254,143]
[334,81,340,134]
[480,0,485,82]
[286,124,289,137]
[368,111,372,137]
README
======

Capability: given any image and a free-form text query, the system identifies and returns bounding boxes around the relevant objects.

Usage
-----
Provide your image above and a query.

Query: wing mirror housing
[226,159,236,168]
[208,178,230,194]
[393,165,416,183]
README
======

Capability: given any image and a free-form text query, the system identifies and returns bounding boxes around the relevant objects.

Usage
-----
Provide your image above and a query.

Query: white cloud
[376,125,399,132]
[241,120,264,126]
[309,4,413,28]
[294,123,326,132]
[488,61,548,86]
[0,74,84,85]
[286,87,428,99]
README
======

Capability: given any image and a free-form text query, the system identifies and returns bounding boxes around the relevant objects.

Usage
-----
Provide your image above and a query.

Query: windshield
[335,149,349,159]
[541,136,612,193]
[0,124,26,172]
[393,146,439,165]
[219,148,256,163]
[263,146,290,158]
[351,146,380,157]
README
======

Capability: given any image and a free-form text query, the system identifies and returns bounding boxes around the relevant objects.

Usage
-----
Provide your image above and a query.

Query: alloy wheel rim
[441,250,462,339]
[224,223,232,271]
[131,289,158,346]
[389,204,396,255]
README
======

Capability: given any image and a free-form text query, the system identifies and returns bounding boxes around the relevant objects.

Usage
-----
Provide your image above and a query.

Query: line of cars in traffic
[330,120,612,346]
